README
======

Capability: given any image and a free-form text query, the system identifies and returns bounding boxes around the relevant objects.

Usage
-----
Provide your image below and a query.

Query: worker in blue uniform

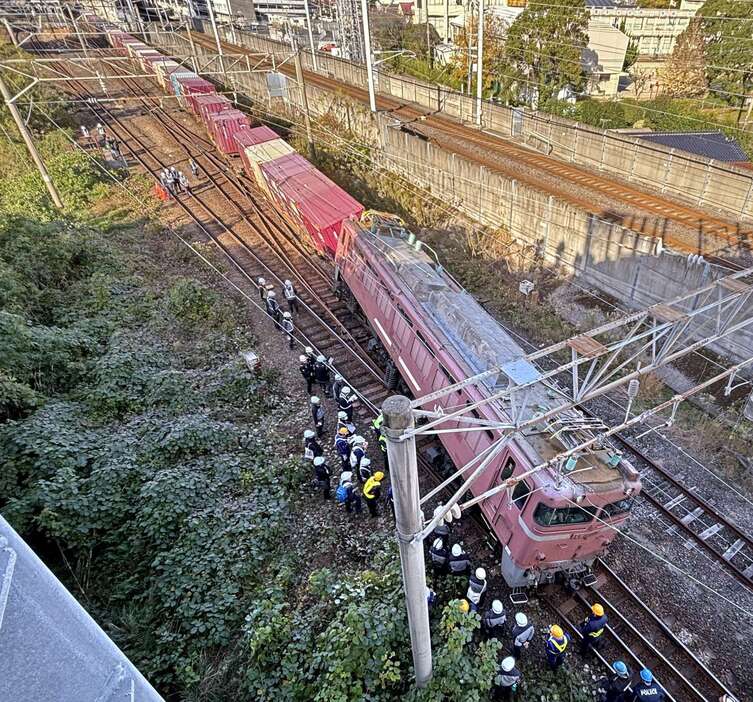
[334,426,351,470]
[580,603,608,654]
[629,669,665,701]
[599,660,632,702]
[546,625,571,670]
[299,354,314,394]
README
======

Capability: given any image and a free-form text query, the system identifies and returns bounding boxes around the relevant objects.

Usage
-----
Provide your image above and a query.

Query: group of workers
[428,517,665,701]
[258,276,298,349]
[80,122,121,162]
[258,237,665,702]
[158,166,191,198]
[299,345,390,518]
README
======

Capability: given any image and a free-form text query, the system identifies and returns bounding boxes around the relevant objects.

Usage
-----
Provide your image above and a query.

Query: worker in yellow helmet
[363,471,384,517]
[580,602,608,656]
[458,599,470,614]
[546,624,571,670]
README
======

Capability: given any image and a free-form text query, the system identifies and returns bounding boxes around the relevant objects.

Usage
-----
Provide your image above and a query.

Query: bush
[168,277,219,323]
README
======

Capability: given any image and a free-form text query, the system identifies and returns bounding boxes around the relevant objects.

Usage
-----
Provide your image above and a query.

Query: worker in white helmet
[511,612,535,659]
[466,567,487,611]
[310,395,325,438]
[493,656,521,701]
[482,599,506,637]
[313,455,331,500]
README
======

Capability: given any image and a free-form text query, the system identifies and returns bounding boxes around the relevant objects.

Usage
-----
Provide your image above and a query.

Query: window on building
[533,503,598,526]
[601,498,634,518]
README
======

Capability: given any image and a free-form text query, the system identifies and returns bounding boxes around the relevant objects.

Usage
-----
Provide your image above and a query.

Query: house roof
[0,515,164,702]
[620,131,750,162]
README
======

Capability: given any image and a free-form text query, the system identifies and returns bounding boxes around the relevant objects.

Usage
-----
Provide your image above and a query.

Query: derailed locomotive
[334,214,641,588]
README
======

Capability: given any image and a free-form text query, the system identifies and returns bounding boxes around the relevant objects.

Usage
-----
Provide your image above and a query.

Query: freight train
[89,15,642,590]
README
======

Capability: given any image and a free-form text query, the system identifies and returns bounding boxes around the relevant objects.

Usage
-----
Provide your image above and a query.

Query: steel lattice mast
[335,0,363,62]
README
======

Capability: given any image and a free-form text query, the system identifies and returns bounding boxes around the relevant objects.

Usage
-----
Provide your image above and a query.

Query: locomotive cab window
[499,457,516,482]
[511,480,531,510]
[533,503,597,526]
[601,498,634,518]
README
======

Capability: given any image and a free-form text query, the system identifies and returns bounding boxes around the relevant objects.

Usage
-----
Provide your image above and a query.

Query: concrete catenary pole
[303,0,318,72]
[206,0,227,81]
[475,0,484,125]
[0,74,63,209]
[382,395,432,687]
[361,0,377,113]
[66,6,89,58]
[293,43,316,161]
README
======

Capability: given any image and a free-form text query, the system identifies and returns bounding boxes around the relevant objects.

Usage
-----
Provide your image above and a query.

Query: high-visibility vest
[363,476,381,500]
[548,636,568,654]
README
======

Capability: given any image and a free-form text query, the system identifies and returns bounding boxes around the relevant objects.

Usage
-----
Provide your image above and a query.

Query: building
[583,19,629,97]
[618,130,751,166]
[587,0,698,57]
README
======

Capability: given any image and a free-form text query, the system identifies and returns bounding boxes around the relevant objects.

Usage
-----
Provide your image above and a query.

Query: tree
[621,29,639,72]
[500,0,590,106]
[662,18,707,98]
[698,0,753,104]
[449,13,508,95]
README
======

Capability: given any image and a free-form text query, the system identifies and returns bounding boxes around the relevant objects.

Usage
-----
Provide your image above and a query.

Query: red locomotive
[335,214,641,589]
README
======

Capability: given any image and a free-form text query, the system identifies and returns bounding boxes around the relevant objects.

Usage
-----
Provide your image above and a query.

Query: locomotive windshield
[533,503,598,526]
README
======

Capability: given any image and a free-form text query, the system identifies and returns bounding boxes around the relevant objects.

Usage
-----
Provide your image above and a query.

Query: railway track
[45,39,740,700]
[185,30,752,260]
[547,559,736,702]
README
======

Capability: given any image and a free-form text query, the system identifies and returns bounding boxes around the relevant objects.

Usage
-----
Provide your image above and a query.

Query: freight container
[195,94,232,121]
[233,126,279,174]
[241,138,296,193]
[142,55,173,76]
[268,168,363,255]
[259,153,313,194]
[207,109,251,155]
[136,50,162,73]
[180,78,216,113]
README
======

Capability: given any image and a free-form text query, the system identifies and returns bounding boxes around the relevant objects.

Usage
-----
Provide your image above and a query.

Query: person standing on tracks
[95,122,105,146]
[481,599,506,638]
[466,567,487,612]
[178,171,190,196]
[312,456,331,500]
[283,279,299,315]
[492,656,521,701]
[257,277,267,301]
[579,603,608,655]
[310,395,325,438]
[189,157,200,178]
[332,373,345,401]
[338,386,354,422]
[448,543,470,576]
[300,354,315,395]
[80,124,90,144]
[303,429,323,463]
[165,169,177,198]
[335,426,351,471]
[314,355,331,395]
[628,669,665,702]
[362,470,384,517]
[545,625,571,670]
[282,311,295,349]
[511,612,535,659]
[598,661,631,702]
[265,290,281,325]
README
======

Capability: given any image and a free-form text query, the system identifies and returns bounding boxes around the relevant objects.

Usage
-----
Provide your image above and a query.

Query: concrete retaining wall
[183,21,753,224]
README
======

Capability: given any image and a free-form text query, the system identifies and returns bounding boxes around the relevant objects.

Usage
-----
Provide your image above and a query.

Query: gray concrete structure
[0,515,164,702]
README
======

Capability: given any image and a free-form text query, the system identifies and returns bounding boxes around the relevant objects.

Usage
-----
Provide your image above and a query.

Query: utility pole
[444,0,449,43]
[382,395,432,688]
[361,0,376,112]
[66,6,89,58]
[466,0,474,96]
[206,0,227,81]
[0,73,63,209]
[294,44,316,161]
[303,0,318,72]
[475,0,484,126]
